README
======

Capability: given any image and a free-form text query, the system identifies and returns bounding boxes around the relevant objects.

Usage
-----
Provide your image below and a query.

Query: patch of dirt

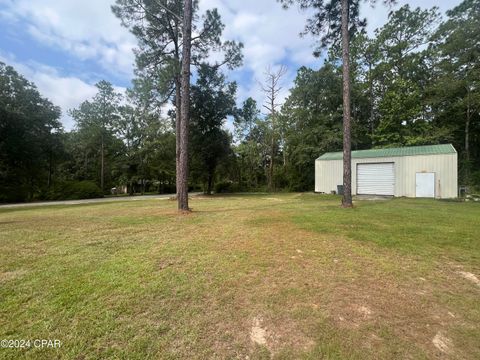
[458,271,480,287]
[335,304,373,327]
[158,259,184,270]
[432,331,452,354]
[0,270,26,283]
[250,316,268,346]
[319,252,468,358]
[356,305,373,318]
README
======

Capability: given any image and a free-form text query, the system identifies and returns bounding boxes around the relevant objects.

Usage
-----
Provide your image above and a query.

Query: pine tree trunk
[178,0,193,211]
[207,173,213,195]
[369,63,375,139]
[465,87,471,184]
[465,109,470,163]
[48,150,53,188]
[84,151,88,177]
[341,0,353,208]
[100,133,105,192]
[269,155,274,191]
[173,14,181,200]
[269,98,276,192]
[175,76,181,198]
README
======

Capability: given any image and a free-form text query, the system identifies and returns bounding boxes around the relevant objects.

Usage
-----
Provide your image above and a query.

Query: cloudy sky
[0,0,462,130]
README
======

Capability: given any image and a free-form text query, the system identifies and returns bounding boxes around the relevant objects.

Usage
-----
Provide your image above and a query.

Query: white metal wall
[315,153,458,198]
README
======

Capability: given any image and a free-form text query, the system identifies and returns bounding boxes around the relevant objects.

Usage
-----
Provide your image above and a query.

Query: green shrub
[188,184,203,192]
[48,181,104,200]
[0,184,29,203]
[471,170,480,192]
[214,181,243,194]
[214,181,233,193]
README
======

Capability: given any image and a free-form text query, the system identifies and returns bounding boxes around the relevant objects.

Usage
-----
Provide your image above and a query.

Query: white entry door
[357,163,395,195]
[416,173,435,198]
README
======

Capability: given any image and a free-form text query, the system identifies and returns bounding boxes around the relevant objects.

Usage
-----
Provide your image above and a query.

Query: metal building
[315,144,458,198]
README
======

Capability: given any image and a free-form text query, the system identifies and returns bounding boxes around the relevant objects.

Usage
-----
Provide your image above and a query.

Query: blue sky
[0,0,462,130]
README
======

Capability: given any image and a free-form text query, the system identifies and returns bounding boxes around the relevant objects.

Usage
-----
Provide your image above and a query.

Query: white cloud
[198,0,461,112]
[362,0,459,35]
[33,74,99,129]
[197,0,319,113]
[0,0,463,129]
[0,52,126,130]
[0,0,136,77]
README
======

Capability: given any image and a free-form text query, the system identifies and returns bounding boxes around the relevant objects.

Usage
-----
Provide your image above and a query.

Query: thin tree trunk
[261,66,286,193]
[465,86,471,184]
[100,133,105,192]
[48,150,53,188]
[29,176,34,201]
[465,106,470,163]
[341,0,353,208]
[269,96,275,192]
[173,13,181,200]
[254,145,259,188]
[207,173,213,195]
[369,63,375,139]
[175,76,181,197]
[178,0,193,211]
[269,155,274,191]
[84,150,88,178]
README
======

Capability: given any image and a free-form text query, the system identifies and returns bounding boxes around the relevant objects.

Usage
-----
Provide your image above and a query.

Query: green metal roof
[317,144,456,161]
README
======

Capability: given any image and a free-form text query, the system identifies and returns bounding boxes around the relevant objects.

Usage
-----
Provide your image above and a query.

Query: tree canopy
[1,0,479,202]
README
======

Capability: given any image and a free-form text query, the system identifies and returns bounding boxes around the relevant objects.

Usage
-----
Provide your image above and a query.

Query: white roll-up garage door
[357,163,395,195]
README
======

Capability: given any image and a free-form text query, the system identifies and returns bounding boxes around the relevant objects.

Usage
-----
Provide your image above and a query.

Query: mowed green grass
[0,194,479,359]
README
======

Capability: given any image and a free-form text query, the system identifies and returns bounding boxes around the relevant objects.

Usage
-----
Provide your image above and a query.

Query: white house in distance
[315,144,458,198]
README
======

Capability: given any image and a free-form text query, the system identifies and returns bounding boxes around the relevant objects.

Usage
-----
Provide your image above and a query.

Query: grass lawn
[0,194,479,359]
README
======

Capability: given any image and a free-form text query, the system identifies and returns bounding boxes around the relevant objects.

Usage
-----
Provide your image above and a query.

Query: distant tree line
[236,1,480,192]
[0,0,478,202]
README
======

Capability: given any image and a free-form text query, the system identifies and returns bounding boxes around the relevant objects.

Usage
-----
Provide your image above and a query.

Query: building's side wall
[315,158,343,194]
[398,153,458,198]
[315,152,458,198]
